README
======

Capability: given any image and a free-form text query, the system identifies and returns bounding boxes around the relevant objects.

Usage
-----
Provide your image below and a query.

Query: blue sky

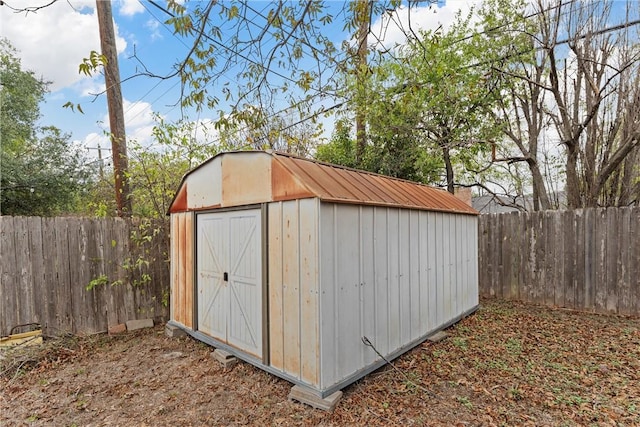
[0,0,482,161]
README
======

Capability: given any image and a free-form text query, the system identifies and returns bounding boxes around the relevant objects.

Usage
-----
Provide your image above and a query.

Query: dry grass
[2,298,639,426]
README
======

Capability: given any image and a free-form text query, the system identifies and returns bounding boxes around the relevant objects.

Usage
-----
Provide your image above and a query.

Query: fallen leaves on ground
[1,299,638,426]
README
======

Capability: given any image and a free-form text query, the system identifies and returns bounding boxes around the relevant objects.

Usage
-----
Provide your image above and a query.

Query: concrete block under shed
[288,385,342,411]
[212,349,238,368]
[125,319,154,331]
[426,331,449,343]
[165,323,187,338]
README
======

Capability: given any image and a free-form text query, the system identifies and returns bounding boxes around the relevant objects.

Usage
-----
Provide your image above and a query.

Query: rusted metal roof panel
[271,153,478,215]
[168,150,478,215]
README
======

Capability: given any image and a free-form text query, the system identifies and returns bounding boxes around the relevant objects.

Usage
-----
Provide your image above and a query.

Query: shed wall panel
[170,212,194,328]
[298,198,320,386]
[282,201,301,376]
[268,199,320,386]
[319,204,478,390]
[335,204,363,381]
[222,153,271,207]
[372,207,390,357]
[409,210,422,341]
[267,203,284,371]
[359,207,377,368]
[386,209,401,352]
[398,210,412,345]
[187,156,222,210]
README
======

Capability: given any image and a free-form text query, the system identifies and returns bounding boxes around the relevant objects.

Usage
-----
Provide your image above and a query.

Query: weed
[26,414,39,422]
[432,349,445,358]
[457,325,471,334]
[508,387,523,400]
[505,338,522,354]
[452,337,468,350]
[86,274,109,291]
[457,396,473,409]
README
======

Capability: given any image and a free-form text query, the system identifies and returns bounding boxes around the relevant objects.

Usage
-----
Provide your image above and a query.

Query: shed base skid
[426,331,449,343]
[212,349,238,369]
[165,323,187,338]
[288,385,342,411]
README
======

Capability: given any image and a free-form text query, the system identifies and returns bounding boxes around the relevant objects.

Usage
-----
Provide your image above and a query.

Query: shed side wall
[268,198,320,387]
[318,204,478,390]
[170,212,194,328]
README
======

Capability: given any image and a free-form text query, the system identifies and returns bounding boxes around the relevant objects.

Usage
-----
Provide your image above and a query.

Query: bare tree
[492,0,640,209]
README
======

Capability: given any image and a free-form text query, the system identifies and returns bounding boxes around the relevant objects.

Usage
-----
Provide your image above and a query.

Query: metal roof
[168,150,478,215]
[272,152,477,215]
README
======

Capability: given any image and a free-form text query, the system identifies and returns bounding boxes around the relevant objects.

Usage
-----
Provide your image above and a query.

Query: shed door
[197,209,263,358]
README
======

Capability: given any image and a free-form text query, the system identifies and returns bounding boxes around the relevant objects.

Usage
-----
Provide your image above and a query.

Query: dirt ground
[1,299,639,426]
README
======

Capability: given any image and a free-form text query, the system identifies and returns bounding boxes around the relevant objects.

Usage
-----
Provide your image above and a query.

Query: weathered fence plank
[1,217,17,335]
[0,217,170,336]
[479,207,640,316]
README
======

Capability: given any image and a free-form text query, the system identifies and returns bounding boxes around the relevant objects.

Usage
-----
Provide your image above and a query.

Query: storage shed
[168,150,479,402]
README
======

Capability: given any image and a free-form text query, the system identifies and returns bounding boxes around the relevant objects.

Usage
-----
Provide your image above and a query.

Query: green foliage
[127,115,219,218]
[315,119,358,168]
[163,0,339,127]
[0,38,45,148]
[82,115,219,218]
[333,9,505,187]
[86,218,167,293]
[78,50,108,77]
[86,275,109,291]
[0,39,92,216]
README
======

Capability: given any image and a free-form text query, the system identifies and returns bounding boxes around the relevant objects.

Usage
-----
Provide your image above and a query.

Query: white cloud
[75,76,107,98]
[118,0,145,17]
[369,0,484,51]
[145,18,163,41]
[99,98,156,145]
[0,0,127,92]
[75,132,112,161]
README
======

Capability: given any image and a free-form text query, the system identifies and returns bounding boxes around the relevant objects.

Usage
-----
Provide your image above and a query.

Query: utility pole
[86,145,110,181]
[355,0,369,165]
[96,0,132,217]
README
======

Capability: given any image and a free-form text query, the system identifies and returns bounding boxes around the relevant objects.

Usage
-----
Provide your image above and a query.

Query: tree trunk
[565,143,583,208]
[442,145,455,194]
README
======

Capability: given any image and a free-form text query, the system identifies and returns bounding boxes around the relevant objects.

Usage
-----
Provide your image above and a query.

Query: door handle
[223,272,228,282]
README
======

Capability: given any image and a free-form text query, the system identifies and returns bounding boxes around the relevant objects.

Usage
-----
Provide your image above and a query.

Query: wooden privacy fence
[478,207,640,316]
[0,216,170,336]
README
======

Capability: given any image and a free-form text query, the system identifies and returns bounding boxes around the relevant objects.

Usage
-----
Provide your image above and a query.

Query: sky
[0,0,482,163]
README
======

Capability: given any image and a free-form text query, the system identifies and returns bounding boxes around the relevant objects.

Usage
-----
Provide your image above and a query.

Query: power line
[145,0,338,99]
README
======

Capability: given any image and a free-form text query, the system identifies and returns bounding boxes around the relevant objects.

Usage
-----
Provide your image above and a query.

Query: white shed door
[197,209,263,358]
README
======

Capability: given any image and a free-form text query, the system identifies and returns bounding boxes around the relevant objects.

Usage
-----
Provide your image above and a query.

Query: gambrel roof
[168,150,477,215]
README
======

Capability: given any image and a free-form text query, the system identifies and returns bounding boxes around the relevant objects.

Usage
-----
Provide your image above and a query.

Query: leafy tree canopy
[0,38,91,216]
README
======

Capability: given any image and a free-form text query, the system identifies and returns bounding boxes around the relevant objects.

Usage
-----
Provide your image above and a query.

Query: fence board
[27,218,45,329]
[479,207,640,316]
[0,217,169,336]
[577,209,589,310]
[563,211,576,309]
[1,217,17,335]
[618,209,631,315]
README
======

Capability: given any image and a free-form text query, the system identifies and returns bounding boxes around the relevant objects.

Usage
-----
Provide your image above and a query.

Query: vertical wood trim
[185,212,194,329]
[261,203,270,366]
[268,202,284,371]
[299,198,319,386]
